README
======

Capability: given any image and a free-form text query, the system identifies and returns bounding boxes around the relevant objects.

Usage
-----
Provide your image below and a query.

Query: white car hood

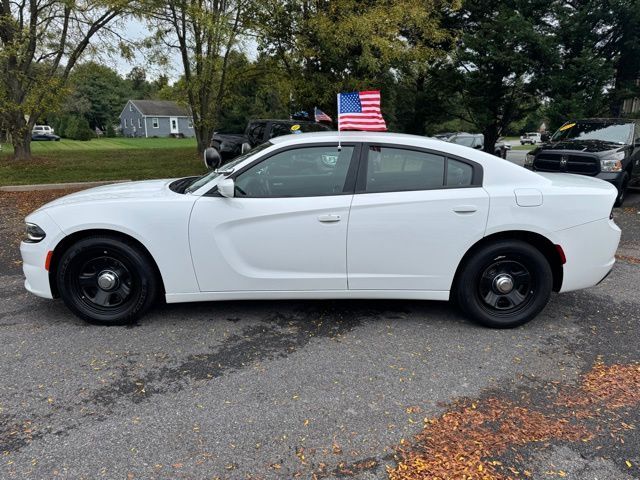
[36,179,177,211]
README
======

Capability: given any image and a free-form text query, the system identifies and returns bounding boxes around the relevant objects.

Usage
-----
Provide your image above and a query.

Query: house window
[124,118,128,128]
[152,118,159,128]
[188,119,193,128]
[138,118,142,128]
[129,104,133,112]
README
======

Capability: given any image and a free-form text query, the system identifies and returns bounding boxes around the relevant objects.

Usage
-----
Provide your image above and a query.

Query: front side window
[152,118,159,128]
[138,118,142,128]
[233,145,354,197]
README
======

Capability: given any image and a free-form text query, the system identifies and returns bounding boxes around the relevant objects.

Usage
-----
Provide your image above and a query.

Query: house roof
[129,100,191,117]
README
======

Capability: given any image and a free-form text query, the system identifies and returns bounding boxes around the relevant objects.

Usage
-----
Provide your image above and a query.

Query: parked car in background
[520,132,541,145]
[31,132,60,141]
[433,132,455,141]
[32,125,55,135]
[208,119,333,167]
[524,118,640,206]
[448,133,511,158]
[22,131,620,329]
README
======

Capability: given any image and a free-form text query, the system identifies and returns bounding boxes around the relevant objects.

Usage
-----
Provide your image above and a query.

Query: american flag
[338,90,387,131]
[314,107,332,123]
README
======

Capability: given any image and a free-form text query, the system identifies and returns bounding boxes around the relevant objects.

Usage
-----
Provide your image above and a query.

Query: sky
[101,17,258,84]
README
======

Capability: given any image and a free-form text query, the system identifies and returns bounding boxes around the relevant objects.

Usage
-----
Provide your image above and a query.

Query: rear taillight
[555,244,567,265]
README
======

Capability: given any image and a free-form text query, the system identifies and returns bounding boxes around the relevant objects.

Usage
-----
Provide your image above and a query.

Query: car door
[189,143,360,292]
[347,144,489,292]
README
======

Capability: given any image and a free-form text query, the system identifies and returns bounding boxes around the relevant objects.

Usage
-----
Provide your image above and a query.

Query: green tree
[255,0,459,119]
[543,1,614,129]
[0,0,127,159]
[141,0,257,153]
[429,0,553,152]
[67,62,131,131]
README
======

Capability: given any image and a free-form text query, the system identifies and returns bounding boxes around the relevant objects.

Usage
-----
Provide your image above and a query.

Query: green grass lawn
[511,145,535,151]
[0,138,206,186]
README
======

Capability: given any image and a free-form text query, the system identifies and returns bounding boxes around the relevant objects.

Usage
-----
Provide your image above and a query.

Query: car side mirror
[204,147,221,170]
[473,144,482,149]
[218,177,235,198]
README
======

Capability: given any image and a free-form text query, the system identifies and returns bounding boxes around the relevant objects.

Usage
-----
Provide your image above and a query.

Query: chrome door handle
[453,205,477,213]
[318,214,341,223]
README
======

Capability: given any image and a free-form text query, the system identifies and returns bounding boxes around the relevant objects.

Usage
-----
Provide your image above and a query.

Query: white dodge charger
[21,132,621,328]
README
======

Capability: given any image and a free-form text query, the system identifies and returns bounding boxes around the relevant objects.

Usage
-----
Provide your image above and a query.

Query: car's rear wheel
[454,240,552,328]
[614,172,630,207]
[56,236,158,325]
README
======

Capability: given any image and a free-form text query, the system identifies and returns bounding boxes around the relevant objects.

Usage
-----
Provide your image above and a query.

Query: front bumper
[20,211,64,299]
[595,172,625,191]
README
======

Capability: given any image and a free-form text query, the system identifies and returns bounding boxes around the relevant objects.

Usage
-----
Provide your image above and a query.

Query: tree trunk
[483,124,499,155]
[194,122,212,156]
[10,114,33,161]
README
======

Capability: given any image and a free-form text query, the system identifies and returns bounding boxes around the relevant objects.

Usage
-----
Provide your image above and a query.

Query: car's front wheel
[56,236,159,325]
[454,240,552,328]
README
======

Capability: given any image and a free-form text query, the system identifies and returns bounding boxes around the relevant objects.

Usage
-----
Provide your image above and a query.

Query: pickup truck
[520,132,541,145]
[207,119,333,167]
[524,118,640,206]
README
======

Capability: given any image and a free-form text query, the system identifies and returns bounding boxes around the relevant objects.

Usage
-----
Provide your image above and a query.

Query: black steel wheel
[454,240,553,328]
[57,236,159,325]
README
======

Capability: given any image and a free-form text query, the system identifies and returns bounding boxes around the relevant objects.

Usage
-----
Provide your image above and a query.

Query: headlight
[524,153,535,166]
[600,152,625,172]
[24,223,46,243]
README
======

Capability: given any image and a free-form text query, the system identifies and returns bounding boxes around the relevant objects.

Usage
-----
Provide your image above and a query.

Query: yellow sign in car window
[290,124,301,131]
[559,122,576,131]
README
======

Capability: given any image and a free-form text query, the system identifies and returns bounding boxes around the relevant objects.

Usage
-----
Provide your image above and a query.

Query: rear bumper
[556,218,621,293]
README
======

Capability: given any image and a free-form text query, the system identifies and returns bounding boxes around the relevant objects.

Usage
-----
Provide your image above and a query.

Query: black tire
[207,142,222,168]
[56,236,159,325]
[454,240,552,328]
[614,172,630,207]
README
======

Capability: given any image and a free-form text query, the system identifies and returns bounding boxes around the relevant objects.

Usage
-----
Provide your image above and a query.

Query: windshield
[184,142,273,194]
[551,122,633,144]
[450,136,475,147]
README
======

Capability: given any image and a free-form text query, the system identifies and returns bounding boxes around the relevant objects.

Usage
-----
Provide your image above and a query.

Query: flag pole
[337,93,342,151]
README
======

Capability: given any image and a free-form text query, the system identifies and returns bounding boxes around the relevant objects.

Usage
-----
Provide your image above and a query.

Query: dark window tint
[446,158,474,186]
[234,145,354,197]
[365,147,445,193]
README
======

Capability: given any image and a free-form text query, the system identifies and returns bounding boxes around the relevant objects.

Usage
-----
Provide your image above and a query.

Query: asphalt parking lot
[1,181,640,479]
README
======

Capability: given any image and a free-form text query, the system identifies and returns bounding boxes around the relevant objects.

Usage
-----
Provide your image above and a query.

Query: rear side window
[446,159,474,187]
[364,147,445,193]
[362,146,480,193]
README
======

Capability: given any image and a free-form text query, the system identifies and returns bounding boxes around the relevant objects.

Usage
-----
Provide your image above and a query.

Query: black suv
[524,118,640,206]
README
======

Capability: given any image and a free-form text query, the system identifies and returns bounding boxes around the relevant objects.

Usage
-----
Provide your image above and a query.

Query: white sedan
[21,132,621,328]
